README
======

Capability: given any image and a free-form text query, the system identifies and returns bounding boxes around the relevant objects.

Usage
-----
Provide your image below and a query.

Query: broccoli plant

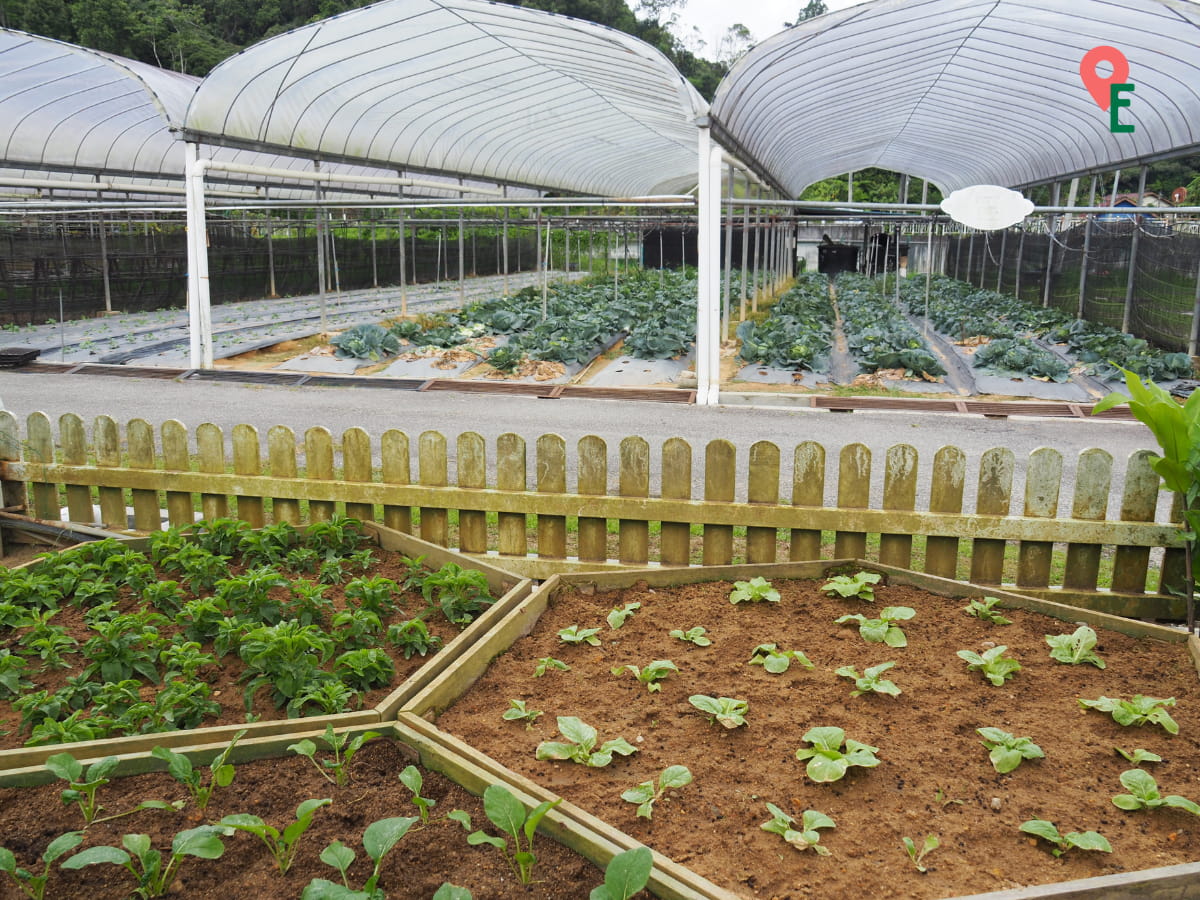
[398,765,436,823]
[61,826,234,898]
[1078,695,1178,734]
[1045,625,1106,668]
[387,617,443,659]
[454,785,561,885]
[151,730,245,811]
[976,728,1045,774]
[835,662,901,698]
[303,817,416,898]
[963,596,1012,625]
[611,659,678,692]
[688,695,749,729]
[957,646,1021,686]
[1019,820,1111,857]
[502,699,544,727]
[45,753,120,825]
[795,726,880,783]
[835,606,915,648]
[535,717,638,767]
[558,625,602,647]
[669,626,711,646]
[219,799,331,874]
[729,577,780,604]
[288,725,381,787]
[590,846,653,900]
[621,765,692,819]
[821,571,882,601]
[760,804,836,855]
[1111,769,1200,815]
[748,643,813,674]
[606,602,640,629]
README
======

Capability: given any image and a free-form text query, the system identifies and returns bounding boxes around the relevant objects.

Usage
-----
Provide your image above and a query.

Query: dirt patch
[436,576,1200,900]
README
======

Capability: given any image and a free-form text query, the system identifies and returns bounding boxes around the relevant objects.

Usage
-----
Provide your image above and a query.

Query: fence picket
[619,436,650,564]
[703,440,736,565]
[95,415,128,527]
[304,427,334,523]
[418,430,449,546]
[232,424,265,528]
[268,426,301,525]
[27,413,57,521]
[1160,494,1186,600]
[747,441,779,564]
[790,441,825,561]
[1063,449,1112,591]
[925,446,966,578]
[457,432,487,553]
[59,414,93,525]
[1016,448,1063,588]
[660,437,692,566]
[497,433,526,556]
[537,434,567,560]
[343,428,374,524]
[1111,450,1160,594]
[161,421,193,527]
[880,444,918,568]
[970,448,1015,584]
[0,412,24,513]
[381,430,411,534]
[127,419,160,531]
[834,443,870,559]
[577,436,608,563]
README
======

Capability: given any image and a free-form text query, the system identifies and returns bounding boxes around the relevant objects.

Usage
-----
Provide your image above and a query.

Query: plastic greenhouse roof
[711,0,1200,197]
[182,0,708,198]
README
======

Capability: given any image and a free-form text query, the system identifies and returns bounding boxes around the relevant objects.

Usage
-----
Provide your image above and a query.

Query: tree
[714,23,754,66]
[786,1,828,27]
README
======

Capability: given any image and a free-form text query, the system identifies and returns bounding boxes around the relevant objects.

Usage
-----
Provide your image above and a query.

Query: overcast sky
[668,0,862,58]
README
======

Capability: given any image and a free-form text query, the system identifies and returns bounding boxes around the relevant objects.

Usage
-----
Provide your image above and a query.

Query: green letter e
[1110,83,1134,133]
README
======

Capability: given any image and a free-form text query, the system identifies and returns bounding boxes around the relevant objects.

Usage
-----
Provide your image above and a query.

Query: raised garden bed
[408,561,1200,900]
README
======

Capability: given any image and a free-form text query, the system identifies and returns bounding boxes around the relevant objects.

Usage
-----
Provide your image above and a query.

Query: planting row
[735,274,833,370]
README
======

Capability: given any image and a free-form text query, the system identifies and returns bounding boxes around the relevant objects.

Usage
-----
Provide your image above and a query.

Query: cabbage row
[736,273,834,371]
[835,274,946,377]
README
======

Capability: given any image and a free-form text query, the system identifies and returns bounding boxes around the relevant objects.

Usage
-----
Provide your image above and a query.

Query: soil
[0,738,607,899]
[436,576,1200,900]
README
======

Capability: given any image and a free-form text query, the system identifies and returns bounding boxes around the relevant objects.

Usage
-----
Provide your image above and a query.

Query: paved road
[0,368,1161,517]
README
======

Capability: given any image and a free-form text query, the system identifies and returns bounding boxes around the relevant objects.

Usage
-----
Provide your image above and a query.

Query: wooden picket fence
[0,411,1185,618]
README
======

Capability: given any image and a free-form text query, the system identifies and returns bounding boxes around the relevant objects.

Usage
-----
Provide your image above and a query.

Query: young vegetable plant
[61,826,233,898]
[386,618,442,659]
[0,831,83,900]
[502,699,544,727]
[1078,695,1179,734]
[963,596,1012,625]
[669,626,711,646]
[688,695,749,729]
[151,729,245,811]
[835,662,901,698]
[748,643,813,674]
[902,835,939,872]
[821,570,882,601]
[1115,747,1162,766]
[976,728,1045,774]
[621,765,692,819]
[45,753,119,825]
[957,646,1022,686]
[795,726,881,783]
[535,717,638,767]
[288,725,382,787]
[611,659,679,692]
[1019,820,1111,857]
[398,765,436,823]
[835,607,915,648]
[590,845,653,900]
[729,576,780,604]
[1045,625,1106,668]
[302,816,417,899]
[606,602,640,629]
[558,625,602,647]
[760,804,836,855]
[1111,769,1200,815]
[218,799,331,874]
[533,656,570,677]
[454,784,562,885]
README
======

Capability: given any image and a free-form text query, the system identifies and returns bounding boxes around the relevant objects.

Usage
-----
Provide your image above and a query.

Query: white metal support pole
[696,122,722,406]
[1078,175,1097,318]
[739,173,750,322]
[266,197,277,299]
[722,163,735,342]
[94,177,113,314]
[457,180,466,305]
[313,161,328,336]
[1122,165,1148,334]
[501,186,510,296]
[183,142,213,368]
[397,175,407,317]
[751,186,761,312]
[1042,182,1060,308]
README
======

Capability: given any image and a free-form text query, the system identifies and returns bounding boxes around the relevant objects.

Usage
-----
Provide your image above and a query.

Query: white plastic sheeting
[184,0,708,197]
[712,0,1200,196]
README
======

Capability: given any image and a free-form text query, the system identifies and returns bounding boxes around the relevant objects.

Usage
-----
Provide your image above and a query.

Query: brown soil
[436,576,1200,900]
[0,738,606,898]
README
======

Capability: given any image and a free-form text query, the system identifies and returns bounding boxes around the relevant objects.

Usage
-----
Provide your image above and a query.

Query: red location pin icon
[1080,46,1130,110]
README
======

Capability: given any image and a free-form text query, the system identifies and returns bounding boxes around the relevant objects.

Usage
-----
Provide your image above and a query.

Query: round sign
[940,185,1034,230]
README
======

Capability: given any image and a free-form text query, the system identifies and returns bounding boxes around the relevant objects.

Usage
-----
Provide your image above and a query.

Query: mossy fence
[0,411,1184,619]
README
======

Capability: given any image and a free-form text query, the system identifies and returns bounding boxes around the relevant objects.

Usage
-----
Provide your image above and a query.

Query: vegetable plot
[835,274,946,378]
[736,273,834,371]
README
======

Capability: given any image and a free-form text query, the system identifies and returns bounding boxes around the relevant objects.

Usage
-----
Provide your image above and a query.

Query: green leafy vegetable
[1019,819,1111,857]
[976,728,1045,774]
[688,695,748,729]
[606,602,640,629]
[464,784,562,884]
[748,643,814,674]
[621,765,692,819]
[535,717,638,767]
[558,625,602,647]
[729,577,780,604]
[835,662,900,698]
[835,606,915,647]
[1111,769,1200,815]
[795,726,881,783]
[669,626,711,646]
[219,799,331,873]
[821,571,882,601]
[760,804,836,855]
[902,834,939,872]
[1078,695,1178,734]
[962,596,1012,625]
[957,645,1021,686]
[1045,625,1106,668]
[611,659,678,692]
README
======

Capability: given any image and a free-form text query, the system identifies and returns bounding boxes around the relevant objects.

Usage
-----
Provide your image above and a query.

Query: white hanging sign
[940,185,1034,230]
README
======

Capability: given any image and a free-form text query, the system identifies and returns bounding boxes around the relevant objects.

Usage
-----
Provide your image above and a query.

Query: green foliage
[611,659,678,692]
[305,515,368,558]
[398,765,436,823]
[748,643,814,674]
[729,576,780,604]
[152,731,244,811]
[606,602,641,629]
[215,567,291,624]
[963,596,1012,625]
[1115,747,1162,766]
[533,656,570,677]
[331,324,401,360]
[957,645,1022,686]
[501,699,544,727]
[669,625,711,646]
[330,607,383,651]
[976,728,1045,774]
[821,570,882,601]
[288,580,334,626]
[972,338,1070,382]
[535,716,638,767]
[795,726,881,783]
[333,648,393,693]
[737,276,834,370]
[238,620,335,711]
[159,641,214,681]
[902,834,940,872]
[558,624,602,646]
[834,275,945,377]
[1045,625,1106,668]
[344,575,399,615]
[621,765,692,819]
[1019,820,1111,857]
[760,804,836,855]
[61,826,233,898]
[835,662,900,698]
[1078,695,1179,734]
[420,564,494,626]
[688,695,748,729]
[589,846,653,900]
[387,617,443,658]
[463,784,562,885]
[303,815,416,898]
[1111,769,1200,816]
[287,725,381,787]
[487,345,525,373]
[291,677,358,717]
[45,752,120,825]
[238,522,299,567]
[0,831,84,900]
[219,799,331,874]
[835,606,915,647]
[0,650,32,699]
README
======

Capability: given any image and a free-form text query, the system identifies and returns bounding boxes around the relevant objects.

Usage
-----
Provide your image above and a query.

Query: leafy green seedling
[1045,625,1106,668]
[45,752,119,825]
[621,765,692,819]
[535,717,638,767]
[821,571,882,601]
[976,728,1045,774]
[287,725,382,786]
[963,596,1012,625]
[606,602,641,629]
[611,659,679,692]
[835,662,900,698]
[1111,769,1200,815]
[729,576,780,604]
[795,726,881,783]
[669,626,711,646]
[302,817,418,898]
[151,729,245,811]
[464,784,562,884]
[61,826,233,898]
[749,643,813,674]
[1115,747,1162,766]
[902,834,939,872]
[219,799,331,873]
[760,804,835,855]
[590,846,653,900]
[433,885,473,900]
[1019,819,1111,857]
[502,699,544,727]
[835,606,915,647]
[957,646,1021,686]
[1079,695,1178,734]
[0,831,83,900]
[533,656,570,677]
[398,765,436,823]
[386,618,442,659]
[558,625,602,646]
[688,695,749,729]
